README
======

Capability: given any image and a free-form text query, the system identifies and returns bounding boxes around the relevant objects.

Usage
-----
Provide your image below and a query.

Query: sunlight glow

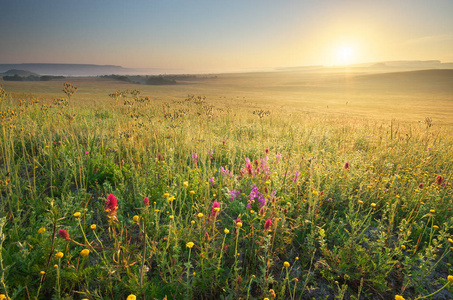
[335,45,355,65]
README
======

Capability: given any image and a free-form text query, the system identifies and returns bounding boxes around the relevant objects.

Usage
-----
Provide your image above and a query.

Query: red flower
[158,154,164,161]
[344,162,350,170]
[436,175,443,185]
[143,197,149,206]
[264,219,272,231]
[58,229,70,240]
[105,194,119,221]
[210,201,220,218]
[235,217,242,224]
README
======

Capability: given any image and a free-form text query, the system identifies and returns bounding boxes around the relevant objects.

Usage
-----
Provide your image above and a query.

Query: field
[0,69,453,300]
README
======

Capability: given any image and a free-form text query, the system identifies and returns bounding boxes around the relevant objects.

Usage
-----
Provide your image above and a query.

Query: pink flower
[210,201,220,218]
[105,194,118,214]
[158,154,164,161]
[264,219,272,231]
[143,197,149,206]
[418,183,423,189]
[344,162,350,170]
[58,229,70,240]
[85,151,90,155]
[235,217,242,224]
[436,175,443,185]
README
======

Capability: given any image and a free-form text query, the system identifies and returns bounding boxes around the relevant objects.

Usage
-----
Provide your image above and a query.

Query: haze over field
[1,0,453,73]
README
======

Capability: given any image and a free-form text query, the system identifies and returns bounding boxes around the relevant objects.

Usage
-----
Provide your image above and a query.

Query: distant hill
[351,69,453,93]
[0,69,40,77]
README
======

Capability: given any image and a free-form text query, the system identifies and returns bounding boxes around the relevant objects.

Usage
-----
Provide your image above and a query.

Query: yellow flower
[183,181,189,187]
[358,200,363,205]
[191,220,195,225]
[395,295,405,300]
[433,225,439,229]
[133,215,139,222]
[186,242,194,249]
[90,224,96,230]
[163,192,170,198]
[295,257,299,260]
[214,207,220,212]
[169,215,174,220]
[371,203,377,208]
[448,275,453,283]
[430,209,435,214]
[154,209,160,213]
[54,264,58,268]
[448,238,453,244]
[236,222,243,228]
[264,298,270,300]
[40,271,45,275]
[401,245,406,250]
[283,261,290,268]
[189,190,195,195]
[80,249,90,257]
[197,213,204,218]
[73,212,81,218]
[56,252,64,259]
[167,196,175,202]
[127,295,136,300]
[38,227,46,234]
[224,228,230,234]
[0,294,6,300]
[250,210,255,214]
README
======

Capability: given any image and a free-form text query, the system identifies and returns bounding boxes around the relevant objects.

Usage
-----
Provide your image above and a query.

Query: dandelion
[448,275,453,283]
[197,212,204,219]
[430,209,435,214]
[80,249,90,257]
[38,227,46,234]
[169,215,174,220]
[189,190,195,195]
[127,295,136,300]
[143,197,149,206]
[167,196,175,202]
[58,229,70,241]
[191,220,195,225]
[133,215,139,222]
[283,261,290,268]
[90,224,96,230]
[183,181,189,187]
[73,212,81,218]
[163,192,170,198]
[55,252,64,259]
[395,295,405,300]
[186,242,194,249]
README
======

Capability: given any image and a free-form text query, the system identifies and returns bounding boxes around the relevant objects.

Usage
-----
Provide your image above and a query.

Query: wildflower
[191,220,195,225]
[167,196,175,202]
[186,242,194,249]
[395,295,405,300]
[85,151,90,155]
[448,275,453,283]
[448,238,453,244]
[436,175,443,185]
[295,257,299,260]
[264,219,272,231]
[0,295,6,300]
[418,183,423,189]
[210,201,220,218]
[127,295,136,300]
[40,271,45,275]
[192,152,198,164]
[183,181,189,187]
[269,288,276,298]
[371,203,376,208]
[283,261,290,268]
[169,215,174,220]
[133,215,139,222]
[264,298,270,300]
[250,210,255,214]
[105,194,119,220]
[224,228,230,234]
[197,213,204,219]
[158,153,164,161]
[154,209,160,213]
[58,229,70,241]
[54,264,58,268]
[235,217,243,228]
[55,252,64,259]
[143,197,149,206]
[433,225,439,229]
[80,249,90,257]
[430,209,435,214]
[73,212,81,218]
[38,227,46,234]
[344,162,350,170]
[90,224,96,230]
[401,245,406,250]
[189,190,195,195]
[163,192,170,198]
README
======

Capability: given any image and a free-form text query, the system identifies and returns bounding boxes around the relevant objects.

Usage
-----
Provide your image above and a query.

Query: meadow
[0,70,452,300]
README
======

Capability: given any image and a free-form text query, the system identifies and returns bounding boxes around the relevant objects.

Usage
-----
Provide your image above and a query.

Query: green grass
[0,73,453,300]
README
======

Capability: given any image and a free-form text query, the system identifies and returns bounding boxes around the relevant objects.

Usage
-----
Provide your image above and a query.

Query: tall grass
[0,84,452,299]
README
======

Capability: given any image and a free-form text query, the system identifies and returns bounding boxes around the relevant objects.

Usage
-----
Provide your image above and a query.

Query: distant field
[2,69,453,127]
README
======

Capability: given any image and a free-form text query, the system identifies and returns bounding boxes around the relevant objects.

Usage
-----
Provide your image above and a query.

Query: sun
[335,45,355,66]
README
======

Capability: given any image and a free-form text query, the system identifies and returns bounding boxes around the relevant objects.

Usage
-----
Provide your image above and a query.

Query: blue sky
[1,0,453,72]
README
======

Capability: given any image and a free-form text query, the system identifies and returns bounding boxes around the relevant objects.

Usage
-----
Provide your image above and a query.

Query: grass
[0,72,453,299]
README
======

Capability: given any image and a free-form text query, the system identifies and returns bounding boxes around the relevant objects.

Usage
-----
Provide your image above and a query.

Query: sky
[1,0,453,73]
